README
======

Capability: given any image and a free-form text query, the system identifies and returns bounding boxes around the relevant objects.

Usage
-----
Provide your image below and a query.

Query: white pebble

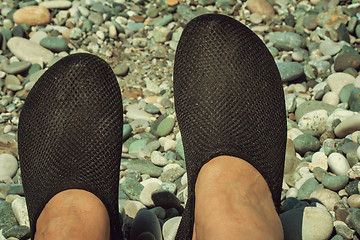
[109,25,117,37]
[298,110,328,134]
[357,146,360,160]
[287,128,304,141]
[164,139,177,151]
[326,108,356,132]
[151,151,168,167]
[139,182,162,207]
[163,216,182,240]
[181,173,188,186]
[12,197,29,227]
[351,131,360,143]
[302,207,333,240]
[322,92,339,106]
[334,114,360,138]
[327,73,355,95]
[286,188,298,198]
[328,152,350,176]
[0,154,18,180]
[309,152,328,171]
[3,125,12,134]
[96,30,105,40]
[355,75,360,88]
[292,51,304,61]
[140,178,163,187]
[122,200,146,218]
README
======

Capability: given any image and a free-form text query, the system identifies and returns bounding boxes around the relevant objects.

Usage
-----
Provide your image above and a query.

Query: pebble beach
[0,0,359,239]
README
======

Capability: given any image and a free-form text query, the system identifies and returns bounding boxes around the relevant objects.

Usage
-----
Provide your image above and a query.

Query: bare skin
[35,156,283,240]
[35,189,110,240]
[192,155,284,240]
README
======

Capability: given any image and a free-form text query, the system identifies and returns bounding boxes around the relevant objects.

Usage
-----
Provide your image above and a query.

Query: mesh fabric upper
[18,53,124,239]
[173,14,287,240]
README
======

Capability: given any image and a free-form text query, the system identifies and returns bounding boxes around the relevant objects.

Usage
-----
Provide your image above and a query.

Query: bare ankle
[35,189,110,240]
[193,156,283,240]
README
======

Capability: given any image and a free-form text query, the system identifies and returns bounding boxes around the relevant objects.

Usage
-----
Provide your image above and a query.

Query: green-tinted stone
[12,25,24,38]
[124,137,136,149]
[349,88,360,112]
[345,180,359,195]
[29,69,46,82]
[19,1,38,8]
[147,5,159,18]
[156,117,175,136]
[293,134,320,155]
[313,167,327,182]
[199,0,216,5]
[118,185,129,200]
[111,20,124,34]
[154,14,174,27]
[177,4,197,21]
[297,178,319,200]
[129,139,147,157]
[28,64,42,75]
[3,61,31,75]
[268,46,279,57]
[7,184,24,195]
[356,24,360,39]
[1,28,12,41]
[82,19,93,32]
[123,124,132,140]
[40,36,68,52]
[177,139,185,160]
[276,61,304,82]
[322,175,348,191]
[120,178,144,201]
[347,152,359,167]
[268,32,305,50]
[113,62,129,76]
[339,84,355,104]
[2,225,30,239]
[127,160,163,177]
[145,104,159,114]
[126,22,145,32]
[0,201,17,227]
[295,101,336,122]
[337,23,350,43]
[21,24,30,31]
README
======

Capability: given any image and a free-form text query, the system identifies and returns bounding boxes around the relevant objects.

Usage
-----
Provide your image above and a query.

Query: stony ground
[0,0,360,239]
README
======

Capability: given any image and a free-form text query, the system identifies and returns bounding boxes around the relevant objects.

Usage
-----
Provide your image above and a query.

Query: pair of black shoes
[18,14,286,240]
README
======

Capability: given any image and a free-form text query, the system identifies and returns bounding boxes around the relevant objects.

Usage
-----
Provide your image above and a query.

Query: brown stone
[123,87,143,99]
[13,6,51,26]
[130,15,145,23]
[247,0,275,16]
[166,0,179,7]
[288,113,296,121]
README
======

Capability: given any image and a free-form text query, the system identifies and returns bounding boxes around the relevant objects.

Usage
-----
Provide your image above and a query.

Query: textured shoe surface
[18,53,124,239]
[174,14,287,239]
